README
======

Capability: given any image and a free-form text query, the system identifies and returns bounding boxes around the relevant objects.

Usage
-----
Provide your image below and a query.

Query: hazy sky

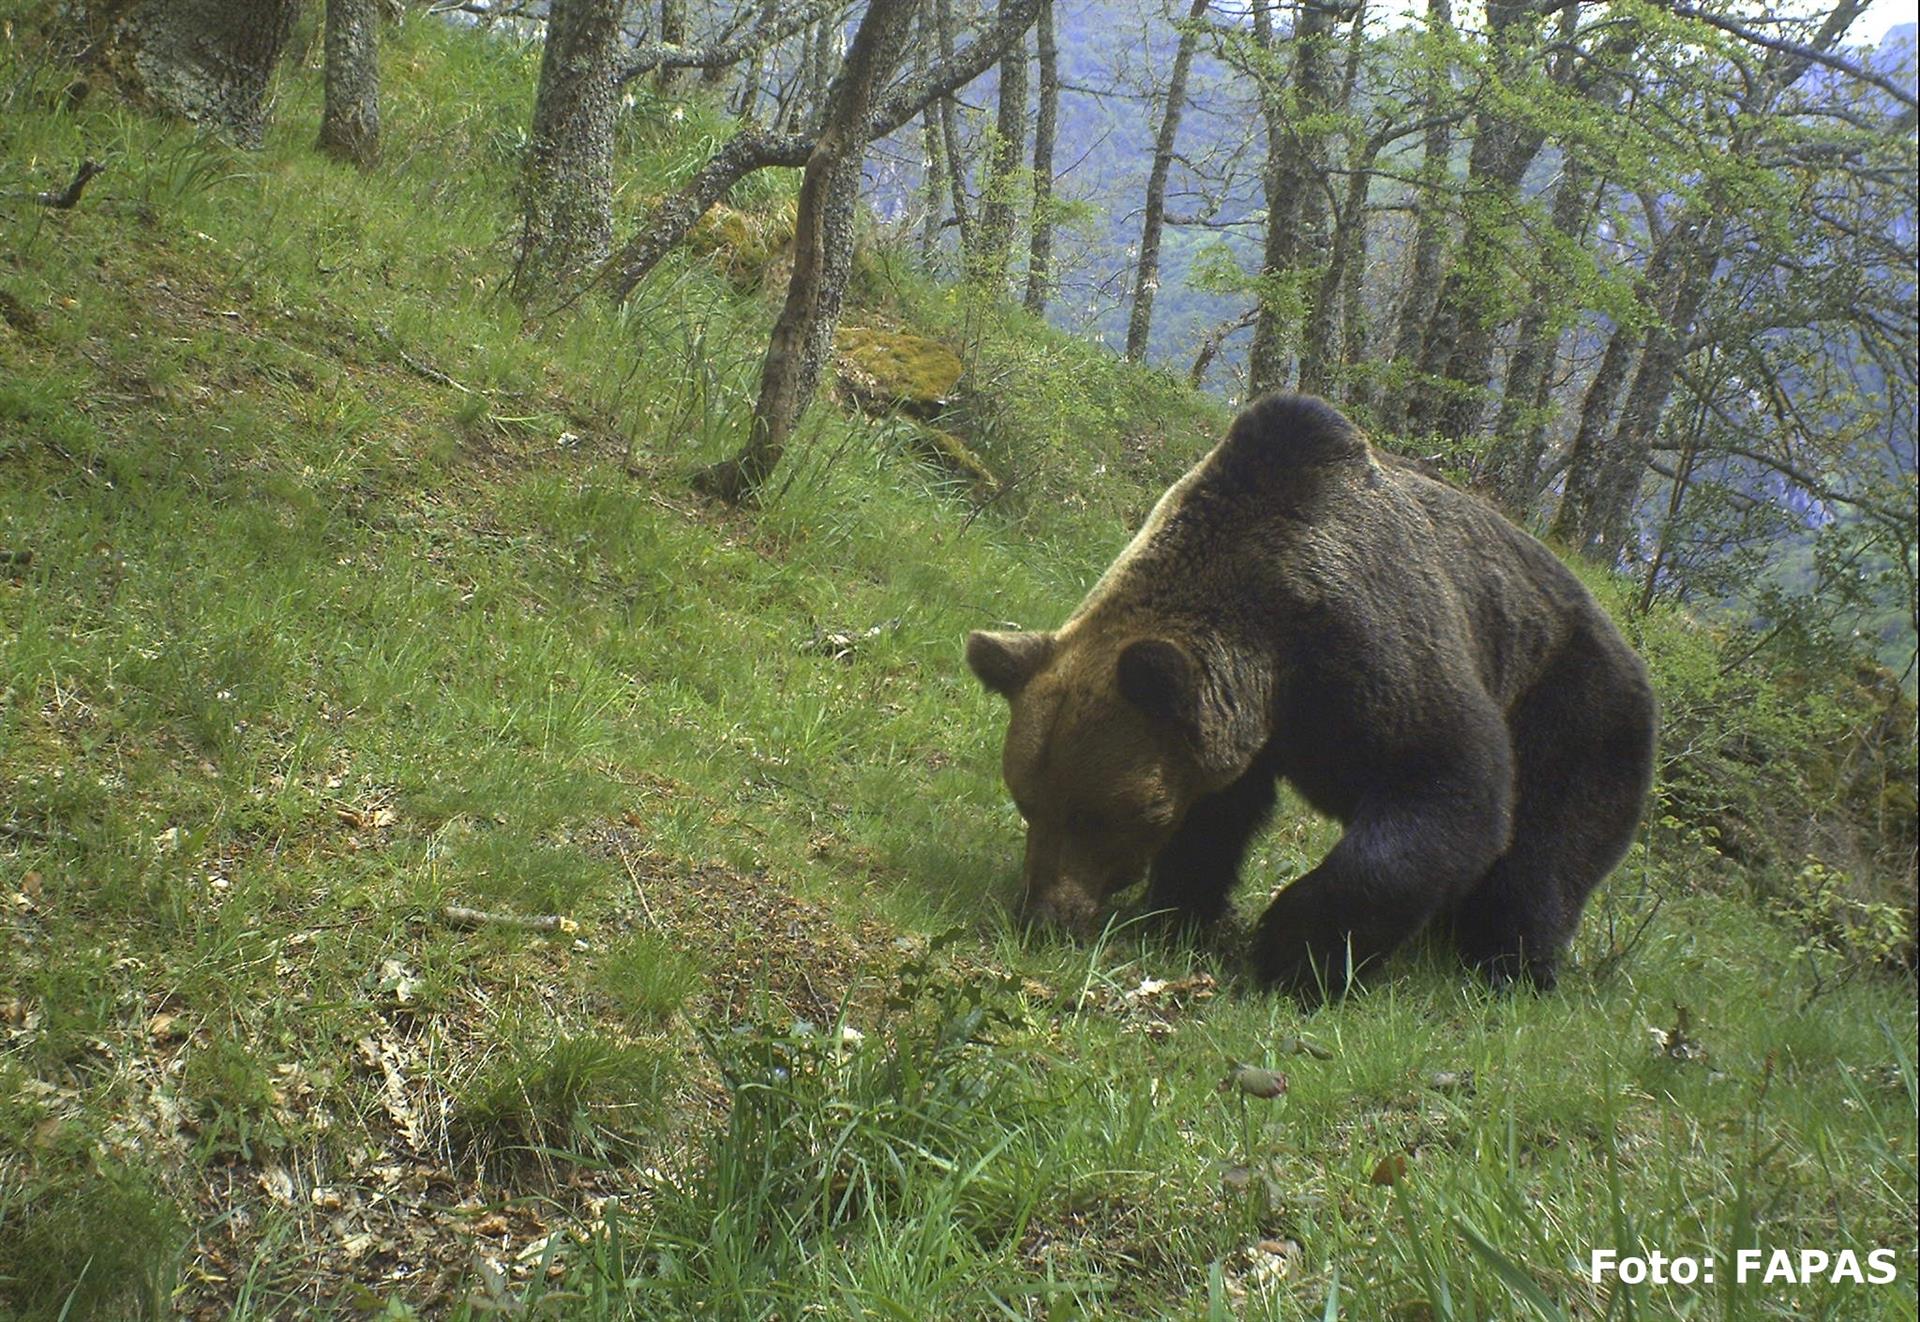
[1859,0,1919,41]
[1370,0,1920,44]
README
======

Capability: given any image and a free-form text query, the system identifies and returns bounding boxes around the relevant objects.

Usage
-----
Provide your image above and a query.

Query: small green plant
[592,931,703,1028]
[134,130,258,211]
[1771,857,1911,1004]
[179,1037,284,1163]
[0,1157,182,1320]
[631,956,1050,1315]
[449,1028,672,1170]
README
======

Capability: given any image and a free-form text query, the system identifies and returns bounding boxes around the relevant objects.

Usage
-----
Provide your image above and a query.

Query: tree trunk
[1297,7,1370,399]
[1577,220,1722,561]
[1337,208,1372,411]
[1551,317,1650,546]
[804,18,839,129]
[1298,136,1374,398]
[92,0,302,148]
[694,0,919,506]
[657,0,686,93]
[513,0,622,298]
[598,0,1042,304]
[1555,2,1868,558]
[933,0,976,271]
[1022,0,1059,315]
[1246,0,1334,395]
[1377,0,1453,433]
[1409,5,1639,443]
[1638,383,1708,613]
[1126,0,1211,363]
[320,0,380,166]
[917,9,946,266]
[976,23,1029,289]
[1483,160,1599,508]
[1401,1,1550,439]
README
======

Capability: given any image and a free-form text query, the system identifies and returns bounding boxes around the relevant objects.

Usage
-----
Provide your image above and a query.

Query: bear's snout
[1019,880,1105,939]
[1017,824,1138,939]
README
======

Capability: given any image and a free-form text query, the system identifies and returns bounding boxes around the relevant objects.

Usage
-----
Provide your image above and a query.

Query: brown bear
[966,393,1657,996]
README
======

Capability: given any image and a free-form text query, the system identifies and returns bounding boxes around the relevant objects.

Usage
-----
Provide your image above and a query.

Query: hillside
[1,12,1916,1321]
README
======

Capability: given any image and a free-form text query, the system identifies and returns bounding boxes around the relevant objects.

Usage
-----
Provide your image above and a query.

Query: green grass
[1,10,1915,1320]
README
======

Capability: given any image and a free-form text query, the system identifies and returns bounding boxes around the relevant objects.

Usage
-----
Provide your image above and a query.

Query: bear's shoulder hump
[1212,393,1369,495]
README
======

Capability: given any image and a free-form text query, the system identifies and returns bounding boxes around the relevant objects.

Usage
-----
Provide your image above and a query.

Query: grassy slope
[1,14,1914,1321]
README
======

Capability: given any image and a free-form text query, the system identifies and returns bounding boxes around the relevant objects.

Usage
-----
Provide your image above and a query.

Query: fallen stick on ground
[439,904,579,934]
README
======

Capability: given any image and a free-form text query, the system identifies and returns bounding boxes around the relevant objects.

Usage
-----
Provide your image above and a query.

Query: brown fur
[968,394,1657,996]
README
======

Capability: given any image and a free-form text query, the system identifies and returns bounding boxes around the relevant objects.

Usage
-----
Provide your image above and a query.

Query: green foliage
[179,1038,285,1163]
[1617,567,1916,936]
[449,1028,675,1170]
[0,1153,182,1320]
[592,932,704,1029]
[1773,858,1912,993]
[630,962,1069,1317]
[0,10,1913,1320]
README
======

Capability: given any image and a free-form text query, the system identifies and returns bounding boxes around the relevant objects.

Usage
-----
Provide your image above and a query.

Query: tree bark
[917,7,946,265]
[693,0,919,506]
[1377,0,1453,433]
[1550,209,1671,550]
[804,18,839,128]
[1022,0,1059,315]
[1576,218,1723,561]
[1246,0,1335,394]
[656,0,686,93]
[91,0,302,148]
[1299,139,1371,398]
[1482,160,1599,508]
[1126,0,1211,363]
[933,0,977,271]
[1409,6,1641,443]
[513,0,622,298]
[598,0,1041,304]
[320,0,380,167]
[976,21,1029,289]
[1297,5,1370,399]
[1402,0,1553,439]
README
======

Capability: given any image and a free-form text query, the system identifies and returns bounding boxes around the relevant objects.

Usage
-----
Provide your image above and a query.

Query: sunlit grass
[0,10,1914,1321]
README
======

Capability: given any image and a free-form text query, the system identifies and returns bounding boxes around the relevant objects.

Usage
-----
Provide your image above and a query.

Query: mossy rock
[687,200,796,284]
[903,422,999,499]
[833,326,964,419]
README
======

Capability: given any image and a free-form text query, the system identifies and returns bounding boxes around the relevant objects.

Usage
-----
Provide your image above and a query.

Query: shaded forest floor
[1,13,1915,1321]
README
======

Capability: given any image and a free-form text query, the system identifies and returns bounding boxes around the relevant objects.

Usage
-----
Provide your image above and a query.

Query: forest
[0,0,1915,1317]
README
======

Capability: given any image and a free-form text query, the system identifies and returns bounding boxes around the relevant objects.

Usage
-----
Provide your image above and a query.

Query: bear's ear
[967,630,1056,698]
[1116,638,1201,738]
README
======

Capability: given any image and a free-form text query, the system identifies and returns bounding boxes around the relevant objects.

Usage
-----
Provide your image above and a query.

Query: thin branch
[599,0,1041,303]
[1667,2,1917,110]
[33,159,105,209]
[616,0,840,86]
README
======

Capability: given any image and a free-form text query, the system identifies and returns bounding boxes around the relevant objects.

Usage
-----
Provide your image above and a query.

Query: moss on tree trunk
[89,0,302,148]
[320,0,380,166]
[513,0,620,297]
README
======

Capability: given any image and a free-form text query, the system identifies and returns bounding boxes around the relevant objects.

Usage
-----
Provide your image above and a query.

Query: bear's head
[966,627,1258,934]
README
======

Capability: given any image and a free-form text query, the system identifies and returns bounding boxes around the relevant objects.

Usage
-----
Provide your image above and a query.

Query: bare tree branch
[598,0,1041,303]
[1667,3,1917,110]
[616,0,841,87]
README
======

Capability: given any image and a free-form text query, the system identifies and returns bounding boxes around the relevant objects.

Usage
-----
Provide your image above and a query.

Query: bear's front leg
[1144,765,1279,927]
[1250,775,1508,998]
